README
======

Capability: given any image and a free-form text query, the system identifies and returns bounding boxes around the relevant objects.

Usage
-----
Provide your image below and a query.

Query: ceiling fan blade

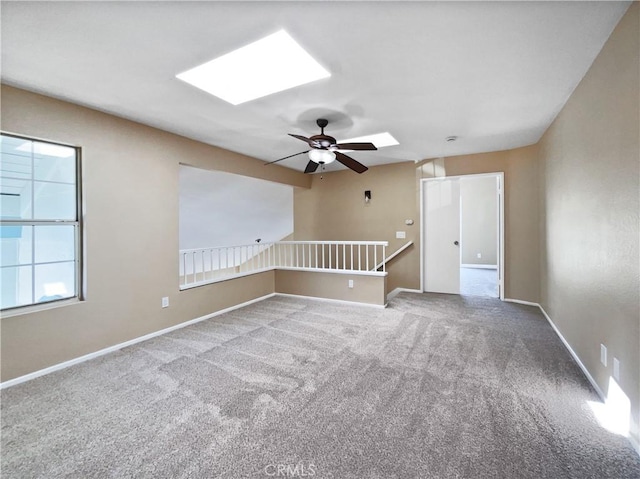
[304,160,319,174]
[288,133,314,146]
[335,151,368,174]
[334,142,377,151]
[264,150,310,165]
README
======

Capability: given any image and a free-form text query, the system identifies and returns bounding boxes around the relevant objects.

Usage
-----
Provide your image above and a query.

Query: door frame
[420,172,505,300]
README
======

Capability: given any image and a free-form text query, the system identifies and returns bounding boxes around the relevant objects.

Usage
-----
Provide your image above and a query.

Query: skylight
[176,30,330,105]
[340,132,399,149]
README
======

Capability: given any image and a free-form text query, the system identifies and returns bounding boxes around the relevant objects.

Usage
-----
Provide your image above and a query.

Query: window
[0,133,81,311]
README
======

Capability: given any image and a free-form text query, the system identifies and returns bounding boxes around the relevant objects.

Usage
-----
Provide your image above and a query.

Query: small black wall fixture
[364,190,372,203]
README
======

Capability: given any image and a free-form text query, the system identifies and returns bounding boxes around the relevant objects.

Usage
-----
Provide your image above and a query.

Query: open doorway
[459,175,499,297]
[421,173,503,299]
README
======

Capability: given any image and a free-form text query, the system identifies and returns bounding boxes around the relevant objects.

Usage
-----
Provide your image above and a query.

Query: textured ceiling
[0,1,630,172]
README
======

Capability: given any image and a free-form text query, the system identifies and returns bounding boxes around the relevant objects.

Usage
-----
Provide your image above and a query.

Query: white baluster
[383,244,386,272]
[366,245,369,271]
[342,244,345,270]
[191,251,196,284]
[350,244,353,270]
[201,251,205,282]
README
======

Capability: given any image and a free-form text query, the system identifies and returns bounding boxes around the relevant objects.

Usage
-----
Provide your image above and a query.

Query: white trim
[460,264,497,269]
[504,298,606,401]
[419,176,424,292]
[277,240,388,246]
[420,172,504,300]
[503,298,540,307]
[274,292,387,309]
[179,267,274,290]
[497,173,505,301]
[387,287,422,301]
[179,266,388,291]
[630,436,640,457]
[374,241,413,271]
[0,293,276,390]
[1,296,82,318]
[275,267,387,277]
[537,303,606,401]
[504,298,640,456]
[179,239,388,254]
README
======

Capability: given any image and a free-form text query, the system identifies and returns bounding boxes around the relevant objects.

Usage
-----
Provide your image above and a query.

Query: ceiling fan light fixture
[309,149,336,164]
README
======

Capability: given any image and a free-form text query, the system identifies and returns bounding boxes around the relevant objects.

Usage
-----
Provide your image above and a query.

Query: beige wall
[275,270,386,306]
[294,162,420,293]
[0,86,308,381]
[538,3,639,446]
[296,149,539,302]
[460,176,498,265]
[419,145,540,302]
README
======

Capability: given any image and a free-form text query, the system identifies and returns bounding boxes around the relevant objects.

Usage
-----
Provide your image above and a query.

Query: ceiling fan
[265,119,376,174]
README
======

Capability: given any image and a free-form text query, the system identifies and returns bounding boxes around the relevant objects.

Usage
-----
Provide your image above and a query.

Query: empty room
[1,2,638,478]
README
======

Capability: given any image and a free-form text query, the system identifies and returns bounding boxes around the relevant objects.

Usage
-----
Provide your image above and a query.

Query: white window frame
[0,132,83,312]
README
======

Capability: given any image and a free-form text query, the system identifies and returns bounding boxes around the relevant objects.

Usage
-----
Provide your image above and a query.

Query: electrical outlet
[613,357,620,381]
[162,297,169,308]
[396,231,406,239]
[600,344,607,366]
[348,280,354,289]
[477,253,482,259]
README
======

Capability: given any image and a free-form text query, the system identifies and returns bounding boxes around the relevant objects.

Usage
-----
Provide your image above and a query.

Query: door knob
[454,241,459,246]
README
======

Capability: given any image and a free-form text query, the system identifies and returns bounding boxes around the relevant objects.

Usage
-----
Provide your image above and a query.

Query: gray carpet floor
[2,293,639,478]
[460,267,498,298]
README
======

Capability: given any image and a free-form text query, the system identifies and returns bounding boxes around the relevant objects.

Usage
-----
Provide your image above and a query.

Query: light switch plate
[396,231,406,239]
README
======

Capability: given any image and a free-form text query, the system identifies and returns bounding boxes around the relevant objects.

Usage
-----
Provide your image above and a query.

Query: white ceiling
[1,1,630,173]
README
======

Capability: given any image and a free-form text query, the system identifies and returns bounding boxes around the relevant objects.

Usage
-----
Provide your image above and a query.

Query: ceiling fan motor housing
[267,117,372,174]
[310,134,336,149]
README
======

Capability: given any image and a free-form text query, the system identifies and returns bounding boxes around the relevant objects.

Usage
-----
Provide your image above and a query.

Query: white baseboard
[630,435,640,457]
[536,304,606,402]
[387,287,422,301]
[0,293,277,390]
[274,293,387,309]
[540,309,640,459]
[505,298,640,457]
[505,298,606,402]
[460,264,498,270]
[503,298,540,307]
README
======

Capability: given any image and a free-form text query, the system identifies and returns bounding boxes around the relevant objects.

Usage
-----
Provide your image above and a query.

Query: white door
[424,178,460,294]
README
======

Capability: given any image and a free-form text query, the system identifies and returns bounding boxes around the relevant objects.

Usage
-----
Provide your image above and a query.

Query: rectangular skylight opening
[176,30,330,105]
[340,132,399,149]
